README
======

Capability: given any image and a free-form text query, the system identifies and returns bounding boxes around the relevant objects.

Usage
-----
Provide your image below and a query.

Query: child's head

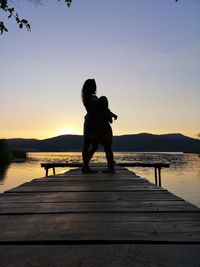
[98,96,109,111]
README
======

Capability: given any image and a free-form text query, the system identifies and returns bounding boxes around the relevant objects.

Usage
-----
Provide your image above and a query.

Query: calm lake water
[0,152,200,208]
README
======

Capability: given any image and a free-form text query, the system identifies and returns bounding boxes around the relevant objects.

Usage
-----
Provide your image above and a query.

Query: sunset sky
[1,0,200,139]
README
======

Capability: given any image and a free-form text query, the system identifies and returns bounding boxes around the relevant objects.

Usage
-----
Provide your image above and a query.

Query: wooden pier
[41,161,170,186]
[0,167,200,266]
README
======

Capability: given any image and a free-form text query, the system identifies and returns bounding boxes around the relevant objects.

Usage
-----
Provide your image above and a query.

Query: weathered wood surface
[0,191,182,202]
[0,200,199,214]
[6,183,164,192]
[0,167,200,267]
[0,212,200,242]
[1,245,200,267]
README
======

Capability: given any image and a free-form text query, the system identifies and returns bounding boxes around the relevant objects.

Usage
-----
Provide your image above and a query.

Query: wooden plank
[41,161,170,168]
[0,191,183,203]
[0,244,199,267]
[0,213,200,242]
[5,184,164,193]
[66,170,136,175]
[31,176,144,182]
[0,200,198,214]
[41,162,82,168]
[118,162,170,168]
[1,212,199,222]
[26,173,141,181]
[26,179,148,186]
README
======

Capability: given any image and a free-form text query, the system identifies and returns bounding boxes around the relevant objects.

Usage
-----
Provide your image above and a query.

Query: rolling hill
[7,133,200,152]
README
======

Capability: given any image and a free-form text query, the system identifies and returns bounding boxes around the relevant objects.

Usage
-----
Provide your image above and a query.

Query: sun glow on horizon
[55,128,82,137]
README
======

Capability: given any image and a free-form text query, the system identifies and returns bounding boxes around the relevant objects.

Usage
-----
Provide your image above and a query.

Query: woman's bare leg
[88,142,99,162]
[82,139,91,169]
[82,140,99,173]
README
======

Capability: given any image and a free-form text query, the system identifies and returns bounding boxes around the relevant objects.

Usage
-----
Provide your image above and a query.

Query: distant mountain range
[7,133,200,152]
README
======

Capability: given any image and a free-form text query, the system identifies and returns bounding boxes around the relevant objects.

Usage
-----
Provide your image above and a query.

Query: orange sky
[1,1,200,140]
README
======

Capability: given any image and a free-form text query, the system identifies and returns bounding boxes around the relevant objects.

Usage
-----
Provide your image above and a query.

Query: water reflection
[114,152,191,169]
[28,152,83,164]
[28,152,200,175]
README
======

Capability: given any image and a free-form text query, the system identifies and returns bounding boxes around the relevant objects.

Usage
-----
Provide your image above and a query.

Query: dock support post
[53,167,56,175]
[154,167,162,187]
[158,167,161,187]
[154,167,157,185]
[45,167,48,177]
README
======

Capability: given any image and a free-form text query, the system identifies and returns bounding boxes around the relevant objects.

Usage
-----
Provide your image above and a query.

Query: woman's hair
[81,79,97,105]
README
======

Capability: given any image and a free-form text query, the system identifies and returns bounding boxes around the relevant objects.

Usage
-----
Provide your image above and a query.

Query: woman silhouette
[81,79,99,173]
[81,79,117,173]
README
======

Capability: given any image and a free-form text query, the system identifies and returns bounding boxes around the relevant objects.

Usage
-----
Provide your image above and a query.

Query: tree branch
[0,0,72,34]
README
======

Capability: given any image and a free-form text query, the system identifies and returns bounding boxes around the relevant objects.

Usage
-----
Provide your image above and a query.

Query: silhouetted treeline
[0,139,27,167]
[0,139,12,167]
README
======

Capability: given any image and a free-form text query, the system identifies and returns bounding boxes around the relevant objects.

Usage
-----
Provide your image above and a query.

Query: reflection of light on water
[0,152,200,208]
[127,153,200,207]
[28,152,83,163]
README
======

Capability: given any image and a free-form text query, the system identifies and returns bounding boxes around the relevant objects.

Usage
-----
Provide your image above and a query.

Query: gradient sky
[1,0,200,139]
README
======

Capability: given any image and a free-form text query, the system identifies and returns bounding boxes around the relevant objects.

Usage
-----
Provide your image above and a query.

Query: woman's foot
[81,166,98,174]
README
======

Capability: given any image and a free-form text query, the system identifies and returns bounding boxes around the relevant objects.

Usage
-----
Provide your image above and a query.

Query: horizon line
[5,132,199,141]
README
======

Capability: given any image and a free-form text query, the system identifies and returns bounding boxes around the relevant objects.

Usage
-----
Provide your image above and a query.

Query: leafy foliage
[0,0,31,33]
[0,0,72,34]
[59,0,72,8]
[0,1,179,35]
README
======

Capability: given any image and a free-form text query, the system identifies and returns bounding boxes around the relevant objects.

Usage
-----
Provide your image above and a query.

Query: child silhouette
[98,96,117,123]
[97,96,118,173]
